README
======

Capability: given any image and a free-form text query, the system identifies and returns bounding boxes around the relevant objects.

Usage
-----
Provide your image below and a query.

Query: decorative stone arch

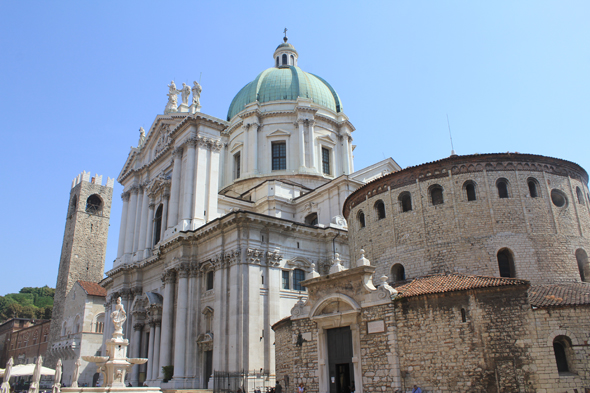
[310,293,361,318]
[546,329,581,347]
[285,256,312,271]
[575,248,590,282]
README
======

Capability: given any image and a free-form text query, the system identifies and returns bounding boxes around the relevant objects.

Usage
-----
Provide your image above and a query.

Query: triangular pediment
[266,129,291,138]
[317,134,335,145]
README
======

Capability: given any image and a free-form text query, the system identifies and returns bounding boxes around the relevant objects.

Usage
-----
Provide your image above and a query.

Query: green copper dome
[227,66,343,121]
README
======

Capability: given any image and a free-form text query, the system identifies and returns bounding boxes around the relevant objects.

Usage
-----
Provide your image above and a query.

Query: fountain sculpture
[63,297,160,393]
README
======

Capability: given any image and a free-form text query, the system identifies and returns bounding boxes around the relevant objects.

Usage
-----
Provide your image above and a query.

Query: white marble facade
[102,39,399,388]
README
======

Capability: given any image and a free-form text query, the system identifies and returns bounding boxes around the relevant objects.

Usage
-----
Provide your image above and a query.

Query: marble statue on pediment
[190,81,202,113]
[164,81,179,114]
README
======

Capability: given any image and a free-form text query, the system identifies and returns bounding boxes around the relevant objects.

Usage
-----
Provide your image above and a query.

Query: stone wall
[531,306,590,392]
[394,286,537,392]
[344,154,590,286]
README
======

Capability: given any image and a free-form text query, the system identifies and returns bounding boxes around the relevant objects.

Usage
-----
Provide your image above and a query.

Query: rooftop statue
[179,83,191,106]
[164,81,178,114]
[192,81,202,106]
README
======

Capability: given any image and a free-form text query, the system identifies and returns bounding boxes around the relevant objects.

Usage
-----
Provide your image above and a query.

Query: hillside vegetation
[0,286,55,323]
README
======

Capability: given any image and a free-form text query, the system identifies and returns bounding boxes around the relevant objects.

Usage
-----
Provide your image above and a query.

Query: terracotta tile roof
[77,281,107,297]
[528,283,590,308]
[392,274,528,299]
[271,315,292,331]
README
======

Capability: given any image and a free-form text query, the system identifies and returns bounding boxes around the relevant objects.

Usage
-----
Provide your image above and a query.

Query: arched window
[305,212,318,226]
[293,269,306,291]
[551,189,568,207]
[461,308,467,323]
[61,322,67,337]
[390,264,405,282]
[86,194,103,215]
[464,181,477,201]
[374,200,386,220]
[153,204,163,245]
[74,316,80,334]
[576,249,589,282]
[358,210,365,228]
[528,178,539,198]
[553,336,573,373]
[276,57,279,67]
[290,55,294,65]
[282,54,287,66]
[497,248,515,278]
[496,179,509,199]
[95,313,104,333]
[430,185,444,206]
[576,187,584,205]
[399,192,412,212]
[206,271,214,290]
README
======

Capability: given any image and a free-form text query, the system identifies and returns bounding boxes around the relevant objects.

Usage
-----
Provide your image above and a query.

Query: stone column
[193,138,209,225]
[182,140,197,229]
[185,265,199,384]
[146,322,155,382]
[131,322,144,386]
[137,186,150,257]
[144,201,155,259]
[117,193,130,258]
[158,270,176,378]
[172,265,190,384]
[207,142,222,222]
[152,321,161,382]
[252,124,259,175]
[308,120,317,172]
[298,120,306,169]
[162,192,170,232]
[242,125,249,175]
[167,148,183,230]
[132,186,144,253]
[124,186,139,257]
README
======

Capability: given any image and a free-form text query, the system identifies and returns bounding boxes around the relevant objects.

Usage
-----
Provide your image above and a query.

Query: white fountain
[62,297,161,393]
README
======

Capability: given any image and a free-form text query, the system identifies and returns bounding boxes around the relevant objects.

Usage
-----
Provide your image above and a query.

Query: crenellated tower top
[72,171,114,189]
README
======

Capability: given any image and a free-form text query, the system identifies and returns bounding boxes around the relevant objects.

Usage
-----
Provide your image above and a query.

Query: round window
[551,189,568,207]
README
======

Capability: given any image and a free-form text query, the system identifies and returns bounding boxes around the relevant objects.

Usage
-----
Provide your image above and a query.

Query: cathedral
[100,36,590,393]
[101,36,396,389]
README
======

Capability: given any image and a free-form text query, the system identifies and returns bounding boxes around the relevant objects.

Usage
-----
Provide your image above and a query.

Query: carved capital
[224,248,241,267]
[120,288,133,300]
[129,185,140,195]
[162,269,177,284]
[132,286,143,297]
[186,138,198,148]
[133,322,145,331]
[173,147,184,159]
[177,263,190,279]
[247,248,263,264]
[211,140,223,152]
[266,250,282,266]
[121,192,130,202]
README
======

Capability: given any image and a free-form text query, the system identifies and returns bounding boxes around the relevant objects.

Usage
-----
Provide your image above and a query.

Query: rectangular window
[234,152,241,179]
[272,142,287,170]
[282,270,290,290]
[206,271,214,290]
[322,147,330,175]
[293,269,306,291]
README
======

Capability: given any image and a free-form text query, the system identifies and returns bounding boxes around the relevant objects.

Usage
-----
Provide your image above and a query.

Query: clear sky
[1,1,589,295]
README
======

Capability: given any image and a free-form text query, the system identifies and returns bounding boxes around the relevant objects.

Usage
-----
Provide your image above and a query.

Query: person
[298,383,305,393]
[179,83,191,105]
[275,381,282,393]
[412,385,422,393]
[349,381,355,393]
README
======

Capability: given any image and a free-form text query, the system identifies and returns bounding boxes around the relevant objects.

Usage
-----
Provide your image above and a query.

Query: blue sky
[1,1,589,295]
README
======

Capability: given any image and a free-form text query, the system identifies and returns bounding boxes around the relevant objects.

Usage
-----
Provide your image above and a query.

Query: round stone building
[343,153,590,285]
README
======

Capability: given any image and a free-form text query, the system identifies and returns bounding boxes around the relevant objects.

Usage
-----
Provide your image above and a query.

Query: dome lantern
[273,29,298,68]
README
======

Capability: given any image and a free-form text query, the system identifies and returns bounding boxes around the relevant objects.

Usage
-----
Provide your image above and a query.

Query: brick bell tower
[46,171,114,363]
